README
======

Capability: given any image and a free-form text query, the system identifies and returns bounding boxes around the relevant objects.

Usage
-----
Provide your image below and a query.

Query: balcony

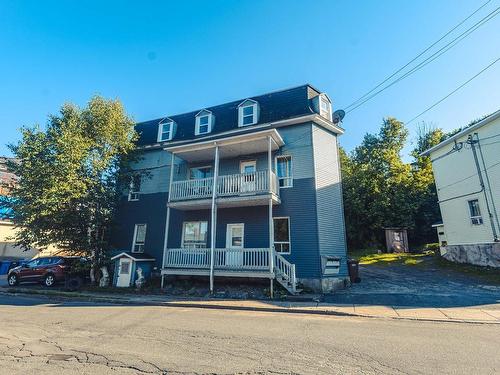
[168,170,280,209]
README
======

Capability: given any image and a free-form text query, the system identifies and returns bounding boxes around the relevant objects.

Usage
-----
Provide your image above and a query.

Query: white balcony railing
[169,170,278,202]
[163,248,270,271]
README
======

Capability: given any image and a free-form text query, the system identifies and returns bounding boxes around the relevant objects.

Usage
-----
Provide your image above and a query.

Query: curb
[1,288,499,325]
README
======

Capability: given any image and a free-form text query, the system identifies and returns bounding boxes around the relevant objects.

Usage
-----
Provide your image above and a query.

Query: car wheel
[7,273,18,286]
[43,273,56,287]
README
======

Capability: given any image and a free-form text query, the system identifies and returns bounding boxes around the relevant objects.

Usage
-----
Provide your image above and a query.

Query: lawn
[350,249,434,266]
[348,248,500,285]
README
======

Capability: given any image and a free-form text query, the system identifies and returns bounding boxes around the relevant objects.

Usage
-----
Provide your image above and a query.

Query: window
[195,110,214,135]
[238,100,259,127]
[319,94,332,121]
[468,199,483,225]
[273,217,290,253]
[132,224,147,253]
[182,221,208,249]
[157,120,174,142]
[276,155,293,188]
[189,166,213,180]
[128,175,141,201]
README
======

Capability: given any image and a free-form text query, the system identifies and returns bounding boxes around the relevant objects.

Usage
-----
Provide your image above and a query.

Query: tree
[408,123,445,245]
[341,118,449,250]
[341,118,413,248]
[1,96,137,284]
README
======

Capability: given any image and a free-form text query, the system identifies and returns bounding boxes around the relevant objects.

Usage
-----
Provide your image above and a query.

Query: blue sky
[0,0,499,157]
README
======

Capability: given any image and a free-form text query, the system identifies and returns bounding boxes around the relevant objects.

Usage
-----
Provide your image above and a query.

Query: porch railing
[169,170,279,202]
[163,248,270,271]
[274,252,297,294]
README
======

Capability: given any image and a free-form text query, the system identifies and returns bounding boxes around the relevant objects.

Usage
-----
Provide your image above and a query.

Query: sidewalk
[1,286,499,324]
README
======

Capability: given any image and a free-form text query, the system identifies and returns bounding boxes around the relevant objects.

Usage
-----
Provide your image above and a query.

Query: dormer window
[157,118,175,142]
[195,110,214,135]
[319,94,332,121]
[238,99,259,127]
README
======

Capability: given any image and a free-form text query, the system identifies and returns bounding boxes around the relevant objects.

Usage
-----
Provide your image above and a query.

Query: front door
[226,223,244,267]
[240,161,256,193]
[116,258,132,287]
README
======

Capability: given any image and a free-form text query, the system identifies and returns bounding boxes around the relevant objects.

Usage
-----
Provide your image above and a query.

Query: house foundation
[443,243,500,268]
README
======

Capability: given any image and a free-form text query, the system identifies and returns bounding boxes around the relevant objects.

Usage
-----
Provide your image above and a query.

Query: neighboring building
[112,84,349,293]
[422,110,500,268]
[0,157,38,260]
[0,157,17,196]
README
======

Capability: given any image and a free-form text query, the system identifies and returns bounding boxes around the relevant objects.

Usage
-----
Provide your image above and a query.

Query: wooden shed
[383,228,409,253]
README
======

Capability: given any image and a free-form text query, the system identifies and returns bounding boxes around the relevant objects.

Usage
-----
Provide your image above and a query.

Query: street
[0,295,499,374]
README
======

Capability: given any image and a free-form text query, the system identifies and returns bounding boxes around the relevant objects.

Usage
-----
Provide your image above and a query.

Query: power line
[438,159,500,191]
[405,57,500,124]
[345,6,500,114]
[344,0,492,111]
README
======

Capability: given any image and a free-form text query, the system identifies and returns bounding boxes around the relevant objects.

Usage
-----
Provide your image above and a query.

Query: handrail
[170,170,279,201]
[163,248,270,271]
[274,252,297,294]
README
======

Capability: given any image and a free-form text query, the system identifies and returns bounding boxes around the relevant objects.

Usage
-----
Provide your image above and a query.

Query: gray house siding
[312,125,348,277]
[273,124,322,279]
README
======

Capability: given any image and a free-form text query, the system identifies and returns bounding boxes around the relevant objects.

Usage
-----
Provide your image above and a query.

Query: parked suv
[7,256,88,288]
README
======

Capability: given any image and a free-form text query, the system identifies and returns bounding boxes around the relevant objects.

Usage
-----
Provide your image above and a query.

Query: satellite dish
[332,110,345,124]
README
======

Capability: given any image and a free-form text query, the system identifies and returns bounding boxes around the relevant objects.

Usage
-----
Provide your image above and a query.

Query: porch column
[161,152,176,289]
[268,136,274,298]
[209,144,220,293]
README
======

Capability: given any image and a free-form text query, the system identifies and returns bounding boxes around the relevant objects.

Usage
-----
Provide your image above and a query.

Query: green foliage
[2,96,137,276]
[341,118,445,249]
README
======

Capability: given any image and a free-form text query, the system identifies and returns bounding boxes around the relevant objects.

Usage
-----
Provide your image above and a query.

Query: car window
[27,259,41,267]
[37,258,51,266]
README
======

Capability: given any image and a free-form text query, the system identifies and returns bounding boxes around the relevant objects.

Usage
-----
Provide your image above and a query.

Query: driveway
[327,261,500,308]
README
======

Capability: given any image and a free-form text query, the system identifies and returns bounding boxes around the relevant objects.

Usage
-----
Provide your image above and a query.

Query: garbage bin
[347,259,360,283]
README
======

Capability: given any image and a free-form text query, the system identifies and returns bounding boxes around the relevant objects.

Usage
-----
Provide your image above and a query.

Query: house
[111,84,349,294]
[422,110,500,268]
[0,157,39,261]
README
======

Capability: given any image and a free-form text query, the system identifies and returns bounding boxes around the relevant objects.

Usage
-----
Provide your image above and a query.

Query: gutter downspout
[475,133,500,241]
[469,135,498,242]
[209,144,219,294]
[161,152,176,289]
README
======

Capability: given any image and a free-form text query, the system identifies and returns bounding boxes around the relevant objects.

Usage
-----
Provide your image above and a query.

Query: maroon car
[7,256,83,287]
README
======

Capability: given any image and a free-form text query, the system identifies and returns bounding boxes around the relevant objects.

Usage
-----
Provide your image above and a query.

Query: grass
[348,248,434,266]
[348,247,500,285]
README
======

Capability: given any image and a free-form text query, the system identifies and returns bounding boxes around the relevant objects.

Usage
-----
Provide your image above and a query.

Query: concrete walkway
[1,286,499,324]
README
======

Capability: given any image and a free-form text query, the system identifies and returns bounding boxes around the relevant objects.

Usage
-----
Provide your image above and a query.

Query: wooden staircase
[274,252,300,294]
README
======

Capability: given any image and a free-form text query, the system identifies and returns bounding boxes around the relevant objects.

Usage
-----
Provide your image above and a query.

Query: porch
[162,129,295,295]
[162,247,297,293]
[169,169,280,209]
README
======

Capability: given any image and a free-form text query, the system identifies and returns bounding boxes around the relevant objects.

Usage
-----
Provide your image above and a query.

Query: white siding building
[422,110,500,268]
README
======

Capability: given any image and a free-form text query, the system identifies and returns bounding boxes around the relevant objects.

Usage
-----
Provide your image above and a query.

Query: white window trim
[275,155,293,188]
[157,119,175,142]
[226,223,245,248]
[319,94,332,121]
[468,200,483,226]
[273,216,291,254]
[195,110,214,136]
[181,221,209,249]
[238,101,259,127]
[128,175,141,201]
[131,224,147,253]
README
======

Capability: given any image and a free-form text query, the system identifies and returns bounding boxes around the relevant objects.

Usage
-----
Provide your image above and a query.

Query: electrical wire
[345,6,500,114]
[344,0,493,111]
[405,57,500,124]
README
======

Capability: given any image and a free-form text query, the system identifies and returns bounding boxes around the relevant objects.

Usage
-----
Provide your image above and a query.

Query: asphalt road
[0,294,499,374]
